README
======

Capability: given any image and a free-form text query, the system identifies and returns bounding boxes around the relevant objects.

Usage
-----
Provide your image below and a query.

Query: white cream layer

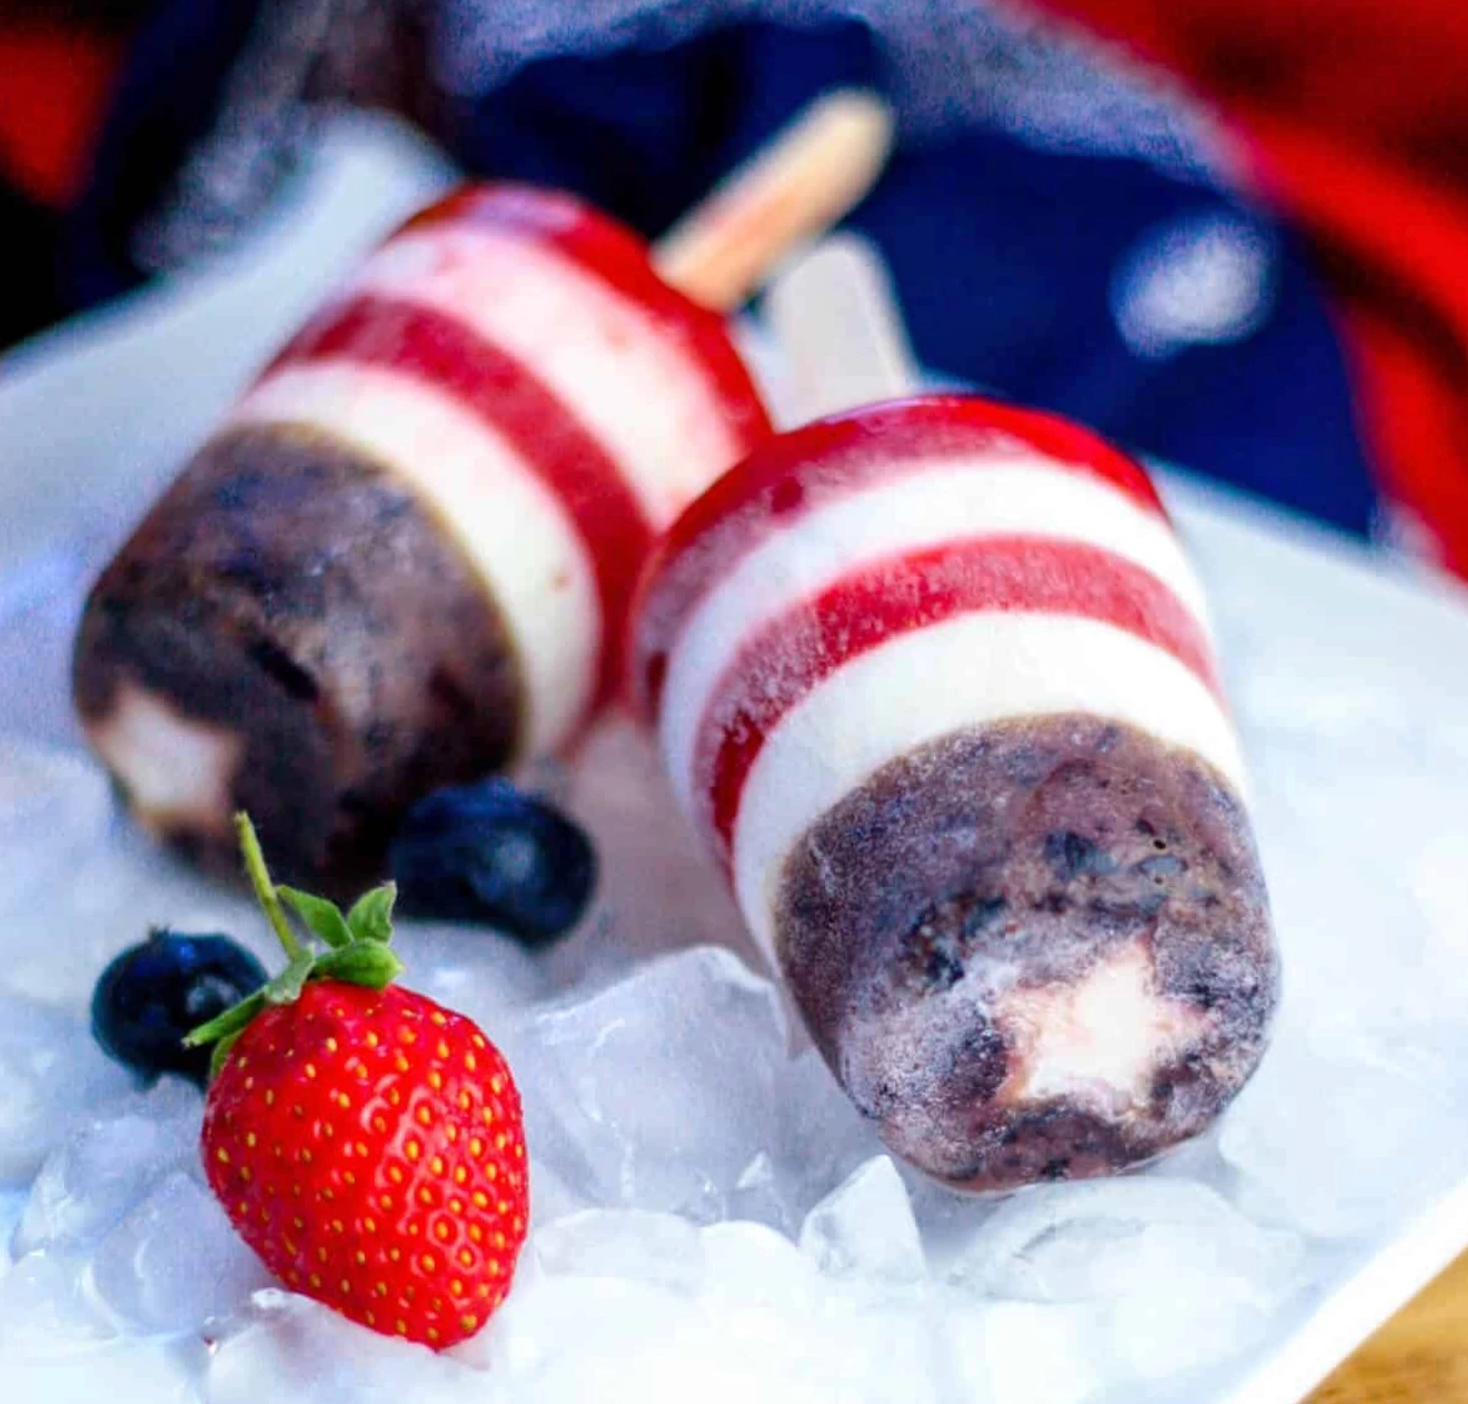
[86,682,242,839]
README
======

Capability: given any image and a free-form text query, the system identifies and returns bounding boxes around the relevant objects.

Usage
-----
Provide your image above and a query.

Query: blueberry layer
[74,423,523,892]
[775,713,1277,1192]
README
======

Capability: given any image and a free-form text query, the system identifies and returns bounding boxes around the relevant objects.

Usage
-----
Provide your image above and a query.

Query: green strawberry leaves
[184,814,404,1075]
[346,884,396,943]
[186,988,267,1051]
[278,887,353,949]
[268,879,397,952]
[264,950,317,1005]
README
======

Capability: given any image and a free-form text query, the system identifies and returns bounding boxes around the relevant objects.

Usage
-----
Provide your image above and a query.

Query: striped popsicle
[632,395,1278,1192]
[73,185,768,888]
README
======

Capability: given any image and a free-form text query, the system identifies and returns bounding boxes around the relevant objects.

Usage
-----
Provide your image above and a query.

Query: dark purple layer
[775,714,1277,1192]
[73,424,523,892]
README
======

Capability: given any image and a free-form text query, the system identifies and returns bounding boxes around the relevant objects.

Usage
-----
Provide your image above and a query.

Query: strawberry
[186,814,529,1349]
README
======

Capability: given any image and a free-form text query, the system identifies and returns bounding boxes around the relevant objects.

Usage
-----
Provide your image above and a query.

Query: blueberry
[91,930,268,1087]
[390,778,597,945]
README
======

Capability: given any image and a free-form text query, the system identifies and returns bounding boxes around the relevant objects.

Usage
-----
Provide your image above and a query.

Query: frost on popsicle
[633,395,1279,1191]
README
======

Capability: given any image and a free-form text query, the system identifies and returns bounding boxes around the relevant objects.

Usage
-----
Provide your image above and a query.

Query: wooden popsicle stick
[651,89,896,312]
[763,231,919,426]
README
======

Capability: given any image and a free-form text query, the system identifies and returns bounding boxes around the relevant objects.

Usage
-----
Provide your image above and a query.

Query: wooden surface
[1308,1250,1468,1402]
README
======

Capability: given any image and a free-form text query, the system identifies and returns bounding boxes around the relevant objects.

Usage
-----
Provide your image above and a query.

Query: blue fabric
[40,5,1380,536]
[843,131,1376,535]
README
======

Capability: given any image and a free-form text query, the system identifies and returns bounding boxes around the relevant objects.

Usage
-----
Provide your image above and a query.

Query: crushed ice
[6,512,1468,1400]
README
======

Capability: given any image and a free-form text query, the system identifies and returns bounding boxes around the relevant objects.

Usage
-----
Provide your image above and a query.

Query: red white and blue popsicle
[632,247,1277,1191]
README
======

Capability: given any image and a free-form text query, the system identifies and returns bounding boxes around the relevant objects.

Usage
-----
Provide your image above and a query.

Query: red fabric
[1029,0,1468,572]
[0,25,123,207]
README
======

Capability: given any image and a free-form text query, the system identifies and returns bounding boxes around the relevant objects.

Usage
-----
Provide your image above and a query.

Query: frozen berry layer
[776,713,1277,1192]
[74,424,521,892]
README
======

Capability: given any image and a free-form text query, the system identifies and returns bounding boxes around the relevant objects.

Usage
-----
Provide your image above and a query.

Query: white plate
[5,112,1468,1404]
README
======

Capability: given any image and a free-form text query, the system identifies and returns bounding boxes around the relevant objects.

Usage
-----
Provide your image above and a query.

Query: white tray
[5,112,1468,1404]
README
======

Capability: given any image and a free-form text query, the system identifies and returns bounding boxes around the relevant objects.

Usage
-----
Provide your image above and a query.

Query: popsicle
[72,93,894,891]
[630,239,1278,1192]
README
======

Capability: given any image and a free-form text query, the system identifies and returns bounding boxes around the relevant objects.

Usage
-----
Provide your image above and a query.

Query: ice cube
[1236,645,1468,1050]
[954,1177,1298,1298]
[767,1047,883,1227]
[725,1151,792,1232]
[1105,1225,1298,1381]
[91,1170,273,1332]
[1220,1023,1468,1239]
[525,1154,589,1229]
[786,1158,941,1402]
[514,945,787,1220]
[0,989,134,1184]
[808,1282,939,1403]
[394,919,547,1037]
[0,1187,27,1268]
[950,1176,1303,1384]
[16,1078,201,1255]
[0,1249,195,1402]
[943,1298,1104,1404]
[478,1261,936,1404]
[1251,789,1441,1045]
[461,1197,941,1402]
[206,1289,471,1404]
[0,1249,112,1349]
[468,1270,698,1393]
[533,1208,704,1294]
[799,1155,926,1286]
[699,1218,818,1313]
[703,1217,941,1402]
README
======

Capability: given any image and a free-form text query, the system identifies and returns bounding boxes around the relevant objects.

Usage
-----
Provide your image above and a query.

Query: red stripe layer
[403,183,772,454]
[270,293,655,707]
[632,395,1171,719]
[694,535,1221,864]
